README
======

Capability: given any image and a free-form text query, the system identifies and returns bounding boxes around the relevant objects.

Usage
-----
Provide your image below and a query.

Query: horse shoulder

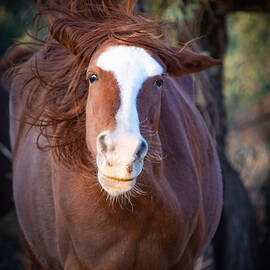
[161,75,222,257]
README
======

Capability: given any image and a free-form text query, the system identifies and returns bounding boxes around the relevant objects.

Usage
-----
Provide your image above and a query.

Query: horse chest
[52,172,189,269]
[58,203,186,269]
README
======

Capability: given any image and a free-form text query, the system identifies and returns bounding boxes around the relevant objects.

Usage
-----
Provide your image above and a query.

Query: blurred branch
[208,0,270,15]
[231,112,270,130]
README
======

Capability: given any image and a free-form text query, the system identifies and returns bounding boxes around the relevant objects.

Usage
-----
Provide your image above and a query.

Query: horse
[8,0,222,269]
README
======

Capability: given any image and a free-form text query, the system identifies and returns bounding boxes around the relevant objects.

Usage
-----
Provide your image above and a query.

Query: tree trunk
[198,5,256,270]
[209,0,270,14]
[0,82,12,218]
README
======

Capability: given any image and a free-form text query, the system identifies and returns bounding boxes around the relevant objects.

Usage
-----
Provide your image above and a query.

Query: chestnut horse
[9,1,222,269]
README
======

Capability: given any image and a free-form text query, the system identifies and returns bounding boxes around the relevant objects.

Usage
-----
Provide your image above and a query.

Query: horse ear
[48,15,78,54]
[165,47,222,77]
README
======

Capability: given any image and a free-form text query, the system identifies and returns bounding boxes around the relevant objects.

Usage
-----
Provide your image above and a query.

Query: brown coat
[10,52,222,270]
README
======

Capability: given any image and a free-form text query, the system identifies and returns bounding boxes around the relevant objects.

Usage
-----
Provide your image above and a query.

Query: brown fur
[8,1,223,269]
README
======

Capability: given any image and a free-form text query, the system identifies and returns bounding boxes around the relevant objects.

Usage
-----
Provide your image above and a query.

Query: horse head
[49,14,220,197]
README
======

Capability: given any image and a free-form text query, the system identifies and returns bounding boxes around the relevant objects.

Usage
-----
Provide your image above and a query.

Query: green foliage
[225,13,270,125]
[145,0,198,23]
[141,0,199,45]
[0,0,31,57]
[163,0,199,24]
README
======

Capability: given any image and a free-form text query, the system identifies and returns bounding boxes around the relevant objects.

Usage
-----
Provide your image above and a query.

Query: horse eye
[88,74,98,84]
[154,79,163,89]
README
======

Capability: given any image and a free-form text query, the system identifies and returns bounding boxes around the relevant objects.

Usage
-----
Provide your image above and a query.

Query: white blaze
[95,46,163,196]
[96,45,163,139]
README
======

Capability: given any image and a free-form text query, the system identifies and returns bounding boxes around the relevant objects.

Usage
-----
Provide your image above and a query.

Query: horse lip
[100,173,135,182]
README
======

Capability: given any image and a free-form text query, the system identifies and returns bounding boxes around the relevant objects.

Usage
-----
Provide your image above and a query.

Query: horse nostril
[97,134,107,153]
[126,164,133,174]
[135,140,148,160]
[97,132,113,153]
[106,161,112,167]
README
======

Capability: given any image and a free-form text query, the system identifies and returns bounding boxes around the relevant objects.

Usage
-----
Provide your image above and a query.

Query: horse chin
[97,171,136,197]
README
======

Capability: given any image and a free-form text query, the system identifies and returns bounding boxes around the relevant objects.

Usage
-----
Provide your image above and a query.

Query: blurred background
[0,0,270,269]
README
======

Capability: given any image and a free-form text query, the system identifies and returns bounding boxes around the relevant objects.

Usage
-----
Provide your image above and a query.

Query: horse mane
[8,0,217,174]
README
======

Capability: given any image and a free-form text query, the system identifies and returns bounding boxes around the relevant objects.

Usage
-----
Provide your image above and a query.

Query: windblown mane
[9,0,213,173]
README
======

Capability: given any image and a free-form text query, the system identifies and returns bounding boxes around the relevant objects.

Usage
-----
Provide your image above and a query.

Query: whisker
[132,184,147,196]
[144,144,166,163]
[124,192,134,212]
[139,118,148,125]
[100,179,147,211]
[141,132,158,138]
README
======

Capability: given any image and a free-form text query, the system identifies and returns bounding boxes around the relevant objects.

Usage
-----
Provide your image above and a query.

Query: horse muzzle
[97,171,137,196]
[96,131,148,196]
